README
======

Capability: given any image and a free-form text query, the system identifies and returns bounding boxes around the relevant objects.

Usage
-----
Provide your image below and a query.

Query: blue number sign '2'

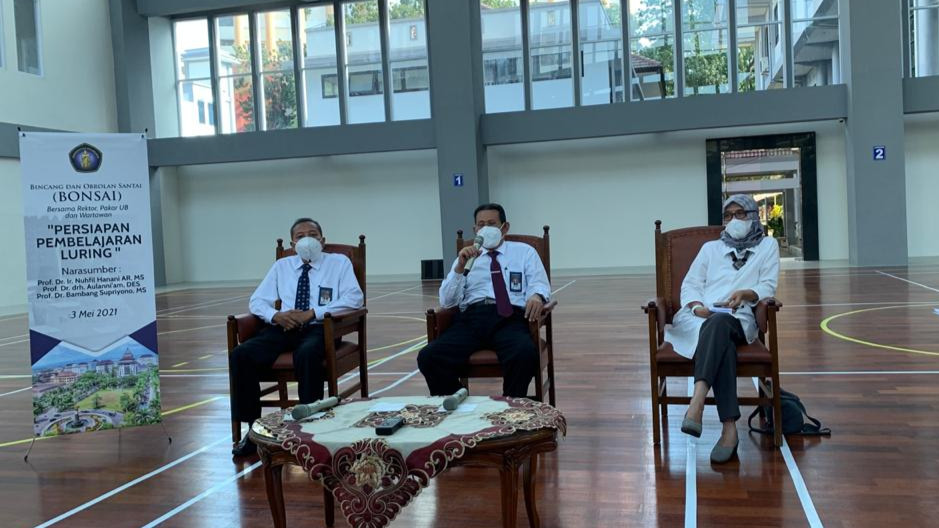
[873,146,886,161]
[453,173,464,187]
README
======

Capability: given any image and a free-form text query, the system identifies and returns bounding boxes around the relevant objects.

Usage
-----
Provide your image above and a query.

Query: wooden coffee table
[250,426,559,528]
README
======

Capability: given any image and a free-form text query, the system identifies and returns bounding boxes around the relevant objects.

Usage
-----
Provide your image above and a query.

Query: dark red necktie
[489,250,513,317]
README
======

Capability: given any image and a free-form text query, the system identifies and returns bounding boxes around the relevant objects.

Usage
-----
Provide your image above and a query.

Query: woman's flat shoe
[710,440,739,464]
[681,416,702,438]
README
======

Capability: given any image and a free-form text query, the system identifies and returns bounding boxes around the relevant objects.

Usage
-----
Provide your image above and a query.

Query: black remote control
[375,416,406,436]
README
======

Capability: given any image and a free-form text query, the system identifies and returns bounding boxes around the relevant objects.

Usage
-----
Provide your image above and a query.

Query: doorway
[706,133,819,261]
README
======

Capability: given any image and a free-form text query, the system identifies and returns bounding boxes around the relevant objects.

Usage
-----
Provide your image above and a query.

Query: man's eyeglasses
[722,209,755,221]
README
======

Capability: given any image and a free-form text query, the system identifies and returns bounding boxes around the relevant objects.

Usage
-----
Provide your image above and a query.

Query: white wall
[489,121,849,271]
[0,0,116,132]
[905,114,939,258]
[169,150,440,284]
[0,0,117,313]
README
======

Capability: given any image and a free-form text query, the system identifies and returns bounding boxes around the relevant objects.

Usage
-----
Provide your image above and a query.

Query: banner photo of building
[19,133,161,437]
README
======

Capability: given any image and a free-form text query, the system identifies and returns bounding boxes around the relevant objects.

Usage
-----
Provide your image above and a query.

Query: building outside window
[174,18,215,136]
[629,0,677,100]
[14,0,42,75]
[481,0,526,113]
[681,0,730,96]
[299,4,342,126]
[910,0,939,77]
[342,0,386,124]
[791,0,839,87]
[388,0,430,120]
[736,0,784,91]
[215,14,255,133]
[256,10,297,130]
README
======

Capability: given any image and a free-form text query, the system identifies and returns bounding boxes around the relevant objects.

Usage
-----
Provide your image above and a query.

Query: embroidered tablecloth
[252,396,566,528]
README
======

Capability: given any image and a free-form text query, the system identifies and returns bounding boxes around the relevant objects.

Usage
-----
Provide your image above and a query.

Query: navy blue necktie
[295,263,312,311]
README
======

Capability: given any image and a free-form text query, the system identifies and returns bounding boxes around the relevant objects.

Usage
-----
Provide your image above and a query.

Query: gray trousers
[693,313,747,422]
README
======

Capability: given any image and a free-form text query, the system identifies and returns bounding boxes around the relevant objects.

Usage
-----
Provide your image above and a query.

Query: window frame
[14,0,43,76]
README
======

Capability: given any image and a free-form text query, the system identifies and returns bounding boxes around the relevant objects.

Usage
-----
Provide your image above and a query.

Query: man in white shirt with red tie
[230,218,363,456]
[417,203,551,399]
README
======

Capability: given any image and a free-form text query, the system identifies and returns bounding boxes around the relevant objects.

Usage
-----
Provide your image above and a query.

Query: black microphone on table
[291,396,340,421]
[461,235,485,277]
[442,388,469,411]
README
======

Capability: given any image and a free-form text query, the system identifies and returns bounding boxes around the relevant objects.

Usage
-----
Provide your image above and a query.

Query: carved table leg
[500,455,520,528]
[260,450,287,528]
[523,454,540,528]
[324,487,335,527]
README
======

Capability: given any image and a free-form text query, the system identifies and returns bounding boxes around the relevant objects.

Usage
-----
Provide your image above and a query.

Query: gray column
[840,0,907,266]
[109,0,156,133]
[149,168,167,287]
[426,0,489,265]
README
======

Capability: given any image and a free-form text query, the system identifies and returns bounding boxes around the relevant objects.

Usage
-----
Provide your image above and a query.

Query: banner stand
[23,422,171,462]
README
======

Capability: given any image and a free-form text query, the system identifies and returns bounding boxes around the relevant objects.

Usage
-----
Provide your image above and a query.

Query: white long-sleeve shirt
[249,253,364,324]
[664,236,779,358]
[439,240,551,311]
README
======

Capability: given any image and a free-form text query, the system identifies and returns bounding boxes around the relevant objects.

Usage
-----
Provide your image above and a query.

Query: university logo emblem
[68,143,103,173]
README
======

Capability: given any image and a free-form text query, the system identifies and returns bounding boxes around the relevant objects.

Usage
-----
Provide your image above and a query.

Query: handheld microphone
[442,388,469,411]
[291,396,340,421]
[461,235,485,277]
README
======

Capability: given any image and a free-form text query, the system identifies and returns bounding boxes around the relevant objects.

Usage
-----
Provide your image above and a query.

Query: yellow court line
[171,361,190,368]
[820,305,939,357]
[197,354,213,360]
[0,396,222,448]
[368,335,427,353]
[369,314,428,323]
[157,323,225,336]
[367,340,427,366]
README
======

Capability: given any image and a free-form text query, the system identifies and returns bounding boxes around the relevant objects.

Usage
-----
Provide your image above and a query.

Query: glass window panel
[736,0,780,25]
[300,5,341,127]
[737,24,784,92]
[257,10,294,73]
[0,6,4,69]
[682,29,729,95]
[174,19,210,80]
[630,34,676,99]
[681,0,729,31]
[389,0,430,120]
[261,72,298,130]
[629,0,675,38]
[215,14,252,76]
[14,0,41,74]
[579,0,625,105]
[342,0,385,123]
[481,0,525,113]
[911,6,939,77]
[530,0,573,109]
[218,74,256,133]
[792,18,839,86]
[790,0,837,20]
[178,80,216,137]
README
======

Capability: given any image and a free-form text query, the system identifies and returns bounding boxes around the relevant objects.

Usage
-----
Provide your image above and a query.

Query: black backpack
[748,389,831,436]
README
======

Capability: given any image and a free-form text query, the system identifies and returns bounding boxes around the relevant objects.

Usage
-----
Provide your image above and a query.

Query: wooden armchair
[642,221,783,447]
[227,236,368,444]
[425,226,557,406]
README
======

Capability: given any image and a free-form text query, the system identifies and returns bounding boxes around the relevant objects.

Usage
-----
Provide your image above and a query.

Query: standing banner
[19,132,161,437]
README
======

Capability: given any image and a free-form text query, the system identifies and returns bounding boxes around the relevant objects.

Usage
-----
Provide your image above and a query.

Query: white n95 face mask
[478,225,504,249]
[295,236,323,262]
[725,218,752,240]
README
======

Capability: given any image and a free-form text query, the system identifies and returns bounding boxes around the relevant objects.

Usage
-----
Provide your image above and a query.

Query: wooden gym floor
[1,265,938,527]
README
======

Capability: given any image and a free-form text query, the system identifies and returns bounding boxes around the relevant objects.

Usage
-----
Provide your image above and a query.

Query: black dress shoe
[232,436,257,457]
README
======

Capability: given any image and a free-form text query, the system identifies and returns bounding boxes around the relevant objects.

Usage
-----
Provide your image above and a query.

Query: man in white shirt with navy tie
[417,203,551,399]
[230,218,363,456]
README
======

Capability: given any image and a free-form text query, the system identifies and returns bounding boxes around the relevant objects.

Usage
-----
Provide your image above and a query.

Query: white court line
[785,301,937,308]
[139,461,263,528]
[0,386,30,397]
[876,270,939,294]
[0,375,31,379]
[368,285,422,302]
[156,294,249,315]
[684,377,697,528]
[131,357,425,526]
[552,279,576,295]
[752,378,823,528]
[34,435,233,528]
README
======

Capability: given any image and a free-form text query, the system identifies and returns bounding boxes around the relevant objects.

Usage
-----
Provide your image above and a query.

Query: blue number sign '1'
[873,146,886,161]
[453,173,464,187]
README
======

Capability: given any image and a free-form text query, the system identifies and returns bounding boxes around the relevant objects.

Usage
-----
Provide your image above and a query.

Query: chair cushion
[270,341,359,370]
[656,340,771,364]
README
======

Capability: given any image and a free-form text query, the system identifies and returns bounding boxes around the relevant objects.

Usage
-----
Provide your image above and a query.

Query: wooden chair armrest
[227,313,266,350]
[322,308,368,338]
[426,307,459,342]
[527,300,558,331]
[642,298,667,344]
[754,298,782,334]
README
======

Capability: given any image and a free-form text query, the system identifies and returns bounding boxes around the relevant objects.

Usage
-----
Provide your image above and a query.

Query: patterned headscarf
[720,194,764,251]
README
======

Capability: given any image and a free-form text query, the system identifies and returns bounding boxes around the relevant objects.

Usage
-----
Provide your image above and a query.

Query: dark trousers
[229,325,326,423]
[417,304,538,398]
[693,313,746,422]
